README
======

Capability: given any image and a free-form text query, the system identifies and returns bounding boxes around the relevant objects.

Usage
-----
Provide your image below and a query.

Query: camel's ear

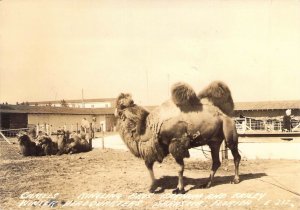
[116,93,125,107]
[16,131,26,138]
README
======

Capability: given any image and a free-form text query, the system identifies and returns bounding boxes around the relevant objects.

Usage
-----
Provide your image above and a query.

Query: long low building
[0,105,116,132]
[1,100,300,133]
[233,100,300,118]
[28,98,116,108]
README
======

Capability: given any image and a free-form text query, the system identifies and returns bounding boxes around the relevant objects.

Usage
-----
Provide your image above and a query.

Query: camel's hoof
[149,187,155,193]
[200,182,212,189]
[172,188,185,194]
[149,182,158,193]
[231,178,240,184]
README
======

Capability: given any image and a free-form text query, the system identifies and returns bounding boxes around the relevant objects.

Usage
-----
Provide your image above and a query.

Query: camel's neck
[117,118,143,158]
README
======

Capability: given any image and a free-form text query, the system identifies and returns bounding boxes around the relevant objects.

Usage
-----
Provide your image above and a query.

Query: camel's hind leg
[145,161,157,193]
[202,141,222,188]
[223,117,241,184]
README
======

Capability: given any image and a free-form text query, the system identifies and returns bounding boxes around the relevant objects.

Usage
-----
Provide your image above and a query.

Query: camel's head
[115,93,134,117]
[35,135,52,147]
[16,132,31,146]
[56,130,70,143]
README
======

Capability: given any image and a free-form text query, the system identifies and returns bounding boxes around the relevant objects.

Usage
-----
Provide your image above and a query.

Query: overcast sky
[0,0,300,105]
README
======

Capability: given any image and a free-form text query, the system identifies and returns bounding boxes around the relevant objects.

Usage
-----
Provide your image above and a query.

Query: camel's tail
[198,81,234,116]
[171,82,199,107]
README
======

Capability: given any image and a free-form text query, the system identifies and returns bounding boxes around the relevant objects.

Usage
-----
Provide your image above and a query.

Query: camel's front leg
[172,158,185,194]
[145,161,157,193]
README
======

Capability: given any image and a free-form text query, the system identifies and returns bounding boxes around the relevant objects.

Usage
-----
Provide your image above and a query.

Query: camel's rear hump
[198,81,234,116]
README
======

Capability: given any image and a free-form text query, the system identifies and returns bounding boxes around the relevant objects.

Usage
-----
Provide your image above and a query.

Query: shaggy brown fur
[116,93,134,111]
[56,130,92,154]
[169,136,190,159]
[35,135,58,155]
[17,133,38,156]
[171,82,199,107]
[116,99,165,162]
[68,132,91,153]
[198,81,234,116]
[17,132,59,156]
[56,130,69,155]
[17,130,91,156]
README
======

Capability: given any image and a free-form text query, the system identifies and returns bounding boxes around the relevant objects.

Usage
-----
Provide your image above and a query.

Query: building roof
[28,98,116,105]
[0,105,115,115]
[234,100,300,111]
[146,101,300,111]
[1,100,300,115]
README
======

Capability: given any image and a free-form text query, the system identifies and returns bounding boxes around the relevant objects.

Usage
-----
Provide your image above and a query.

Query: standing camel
[116,81,241,194]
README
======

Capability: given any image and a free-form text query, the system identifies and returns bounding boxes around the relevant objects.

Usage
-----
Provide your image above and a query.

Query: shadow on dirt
[153,173,267,193]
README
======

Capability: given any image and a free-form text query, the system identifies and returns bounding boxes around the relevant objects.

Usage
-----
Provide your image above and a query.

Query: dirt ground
[1,139,300,210]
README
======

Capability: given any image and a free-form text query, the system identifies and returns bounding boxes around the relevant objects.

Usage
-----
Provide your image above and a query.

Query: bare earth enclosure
[1,139,300,210]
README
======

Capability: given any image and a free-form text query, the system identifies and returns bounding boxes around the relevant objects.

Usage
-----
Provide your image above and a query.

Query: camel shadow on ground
[153,173,267,193]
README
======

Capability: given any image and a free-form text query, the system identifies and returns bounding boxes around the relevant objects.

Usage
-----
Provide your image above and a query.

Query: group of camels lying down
[17,129,92,156]
[115,81,241,194]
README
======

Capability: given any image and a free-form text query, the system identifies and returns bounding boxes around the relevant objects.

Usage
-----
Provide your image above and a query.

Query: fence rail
[1,118,300,143]
[0,128,30,138]
[0,123,101,141]
[235,117,300,133]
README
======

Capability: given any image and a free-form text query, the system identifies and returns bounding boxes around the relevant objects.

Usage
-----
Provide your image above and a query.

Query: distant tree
[16,102,19,105]
[5,102,8,105]
[60,99,69,107]
[25,102,29,106]
[35,103,38,106]
[47,102,52,107]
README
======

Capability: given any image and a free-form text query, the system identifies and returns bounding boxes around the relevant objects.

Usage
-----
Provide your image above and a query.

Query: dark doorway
[1,113,10,129]
[0,113,28,129]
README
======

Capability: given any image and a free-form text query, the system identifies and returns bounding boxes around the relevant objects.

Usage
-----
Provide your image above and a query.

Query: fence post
[249,118,252,130]
[77,123,79,133]
[101,124,105,149]
[50,125,52,136]
[221,141,228,161]
[89,122,93,149]
[0,131,12,144]
[46,124,49,135]
[36,123,39,134]
[279,122,282,131]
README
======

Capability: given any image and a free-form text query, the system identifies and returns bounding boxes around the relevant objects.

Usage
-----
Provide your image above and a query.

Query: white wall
[28,114,106,132]
[94,134,300,160]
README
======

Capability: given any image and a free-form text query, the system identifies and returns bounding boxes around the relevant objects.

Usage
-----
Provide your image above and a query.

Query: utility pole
[167,73,170,97]
[81,88,85,108]
[146,70,149,105]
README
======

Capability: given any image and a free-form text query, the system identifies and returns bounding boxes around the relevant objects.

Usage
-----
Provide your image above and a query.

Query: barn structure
[233,100,300,118]
[233,100,300,133]
[0,105,116,133]
[28,98,116,108]
[1,100,300,134]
